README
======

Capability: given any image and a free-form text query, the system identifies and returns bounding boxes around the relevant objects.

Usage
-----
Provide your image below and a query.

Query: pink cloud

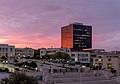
[92,35,106,45]
[0,33,60,49]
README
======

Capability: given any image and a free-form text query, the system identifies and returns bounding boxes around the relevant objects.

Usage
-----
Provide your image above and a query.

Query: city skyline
[0,0,120,51]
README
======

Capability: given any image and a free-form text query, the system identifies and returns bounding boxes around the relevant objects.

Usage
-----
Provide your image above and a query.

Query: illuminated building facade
[61,23,92,50]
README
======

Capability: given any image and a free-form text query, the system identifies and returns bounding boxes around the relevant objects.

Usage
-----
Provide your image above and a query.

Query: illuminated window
[86,32,90,34]
[80,37,86,39]
[98,59,103,62]
[84,30,88,31]
[107,63,112,69]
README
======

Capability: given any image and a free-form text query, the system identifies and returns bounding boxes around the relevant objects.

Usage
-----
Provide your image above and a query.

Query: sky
[0,0,120,51]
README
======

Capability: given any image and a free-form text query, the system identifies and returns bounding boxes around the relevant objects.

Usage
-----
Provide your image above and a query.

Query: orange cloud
[0,34,60,49]
[0,38,10,43]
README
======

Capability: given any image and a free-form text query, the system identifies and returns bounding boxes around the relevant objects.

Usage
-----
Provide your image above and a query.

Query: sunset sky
[0,0,120,51]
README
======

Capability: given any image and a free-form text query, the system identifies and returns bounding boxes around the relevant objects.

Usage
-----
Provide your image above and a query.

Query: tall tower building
[61,22,92,50]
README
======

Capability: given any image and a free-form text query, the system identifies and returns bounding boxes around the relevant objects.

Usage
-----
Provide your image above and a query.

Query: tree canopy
[52,52,71,61]
[34,49,40,56]
[33,49,40,59]
[1,72,39,84]
[0,56,7,60]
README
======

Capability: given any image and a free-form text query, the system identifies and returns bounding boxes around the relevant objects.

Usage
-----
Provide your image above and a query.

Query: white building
[15,48,34,58]
[83,49,105,53]
[40,48,71,58]
[70,52,91,64]
[40,48,91,64]
[0,44,15,58]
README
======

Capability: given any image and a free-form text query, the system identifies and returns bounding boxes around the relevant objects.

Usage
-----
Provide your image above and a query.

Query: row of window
[15,53,33,55]
[78,58,88,61]
[74,42,85,45]
[15,50,33,52]
[0,53,13,56]
[71,54,88,57]
[74,34,91,37]
[97,56,118,58]
[0,48,13,52]
[78,45,87,47]
[41,50,70,53]
[95,58,112,62]
[73,28,91,32]
[94,63,113,69]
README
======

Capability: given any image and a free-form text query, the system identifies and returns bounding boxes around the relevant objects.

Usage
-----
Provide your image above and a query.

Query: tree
[52,52,71,61]
[0,56,7,60]
[34,49,40,56]
[34,49,40,59]
[42,54,51,60]
[30,61,37,68]
[1,72,39,84]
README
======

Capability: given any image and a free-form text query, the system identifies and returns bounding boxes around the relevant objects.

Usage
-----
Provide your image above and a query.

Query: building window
[95,59,98,61]
[10,48,13,52]
[98,59,103,62]
[3,48,4,52]
[41,51,43,53]
[71,54,75,56]
[82,58,88,61]
[6,48,8,52]
[108,58,111,62]
[107,63,112,69]
[85,54,88,57]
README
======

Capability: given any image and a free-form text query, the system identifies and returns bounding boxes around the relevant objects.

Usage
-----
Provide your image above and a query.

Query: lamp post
[2,60,8,69]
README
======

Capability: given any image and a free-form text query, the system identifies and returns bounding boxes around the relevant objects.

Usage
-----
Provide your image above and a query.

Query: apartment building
[40,48,71,58]
[92,51,120,73]
[0,44,15,58]
[70,52,91,64]
[15,48,34,58]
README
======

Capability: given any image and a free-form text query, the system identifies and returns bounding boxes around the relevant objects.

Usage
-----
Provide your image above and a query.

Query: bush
[0,68,9,72]
[2,72,39,84]
[30,61,37,68]
[16,61,37,70]
[4,68,9,72]
[0,68,3,72]
[0,56,7,60]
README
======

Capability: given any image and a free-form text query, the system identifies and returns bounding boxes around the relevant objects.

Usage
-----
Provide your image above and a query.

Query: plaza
[47,72,120,84]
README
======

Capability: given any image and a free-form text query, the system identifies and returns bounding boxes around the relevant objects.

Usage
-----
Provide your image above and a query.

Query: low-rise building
[40,48,91,65]
[40,48,71,58]
[92,51,120,73]
[0,44,15,58]
[15,48,34,58]
[70,52,91,64]
[83,49,105,53]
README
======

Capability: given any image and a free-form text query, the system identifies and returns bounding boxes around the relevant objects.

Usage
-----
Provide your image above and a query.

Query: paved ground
[0,73,9,80]
[49,72,120,84]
